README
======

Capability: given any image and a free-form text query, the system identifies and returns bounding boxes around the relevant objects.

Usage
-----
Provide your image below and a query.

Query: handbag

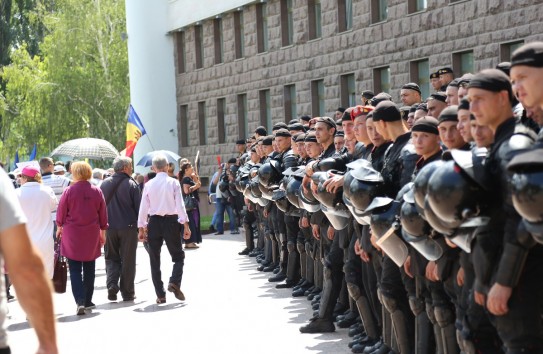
[52,239,67,294]
[184,194,197,211]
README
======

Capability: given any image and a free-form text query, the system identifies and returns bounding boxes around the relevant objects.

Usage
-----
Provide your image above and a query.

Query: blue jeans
[215,198,235,233]
[67,259,96,306]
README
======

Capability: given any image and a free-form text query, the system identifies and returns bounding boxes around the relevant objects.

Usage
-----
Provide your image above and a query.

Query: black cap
[372,101,401,122]
[366,111,374,119]
[361,90,375,99]
[468,69,513,102]
[314,116,337,130]
[496,62,512,76]
[448,79,461,88]
[416,103,428,113]
[458,98,470,111]
[412,117,440,135]
[438,67,454,75]
[370,92,393,107]
[409,104,418,114]
[337,107,346,113]
[335,131,345,138]
[511,42,543,68]
[429,92,447,103]
[430,72,439,79]
[300,115,311,122]
[288,119,299,125]
[288,123,306,132]
[294,132,306,142]
[262,136,274,146]
[401,83,421,94]
[336,118,343,126]
[274,128,292,137]
[458,73,474,87]
[438,105,459,124]
[400,106,411,120]
[272,122,288,131]
[236,139,246,145]
[255,126,267,136]
[304,131,318,143]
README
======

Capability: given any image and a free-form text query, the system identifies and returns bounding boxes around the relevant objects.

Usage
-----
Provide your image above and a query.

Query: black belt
[150,214,177,219]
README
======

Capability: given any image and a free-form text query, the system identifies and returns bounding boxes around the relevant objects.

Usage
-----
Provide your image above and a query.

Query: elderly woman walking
[56,161,108,315]
[15,165,58,279]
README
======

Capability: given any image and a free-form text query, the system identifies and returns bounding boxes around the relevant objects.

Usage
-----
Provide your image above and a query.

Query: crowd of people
[229,42,543,354]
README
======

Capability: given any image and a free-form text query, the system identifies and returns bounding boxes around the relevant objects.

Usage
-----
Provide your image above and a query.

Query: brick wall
[173,0,543,179]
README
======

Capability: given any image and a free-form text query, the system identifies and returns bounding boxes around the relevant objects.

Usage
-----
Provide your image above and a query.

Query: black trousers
[105,227,138,299]
[147,215,185,298]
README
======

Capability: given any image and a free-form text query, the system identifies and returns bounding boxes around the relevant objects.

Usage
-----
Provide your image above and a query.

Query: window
[453,50,474,76]
[284,84,297,123]
[256,3,269,53]
[237,94,248,139]
[410,59,430,100]
[408,0,426,13]
[180,105,189,147]
[338,0,353,32]
[176,31,186,74]
[340,73,356,108]
[217,98,226,143]
[281,0,294,46]
[311,79,325,117]
[194,25,204,69]
[308,0,322,40]
[373,67,390,93]
[234,11,245,59]
[259,89,272,132]
[213,18,224,64]
[198,101,207,145]
[500,41,524,62]
[371,0,387,24]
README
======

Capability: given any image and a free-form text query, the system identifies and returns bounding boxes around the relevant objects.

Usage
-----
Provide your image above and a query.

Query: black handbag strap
[105,176,125,205]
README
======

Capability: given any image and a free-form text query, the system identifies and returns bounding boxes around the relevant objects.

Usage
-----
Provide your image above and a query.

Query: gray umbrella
[136,150,182,167]
[51,138,120,160]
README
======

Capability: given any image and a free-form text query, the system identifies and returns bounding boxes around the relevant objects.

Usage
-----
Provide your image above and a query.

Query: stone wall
[173,0,543,179]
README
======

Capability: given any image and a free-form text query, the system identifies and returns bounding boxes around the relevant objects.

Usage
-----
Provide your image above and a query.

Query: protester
[56,161,108,315]
[15,165,58,279]
[179,161,202,248]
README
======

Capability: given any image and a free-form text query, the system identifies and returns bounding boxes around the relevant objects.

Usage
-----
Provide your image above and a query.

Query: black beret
[416,103,428,112]
[429,92,447,103]
[496,62,511,76]
[262,136,274,146]
[304,131,318,143]
[366,111,374,119]
[288,119,299,125]
[401,83,421,94]
[458,73,474,87]
[314,116,337,129]
[468,69,513,102]
[236,139,246,145]
[458,98,470,111]
[255,126,267,136]
[337,107,346,113]
[373,101,401,122]
[335,131,345,138]
[300,115,311,122]
[294,132,306,142]
[288,123,306,132]
[430,72,439,79]
[370,92,393,107]
[274,128,291,137]
[511,42,543,68]
[361,90,375,99]
[228,158,237,164]
[409,104,418,114]
[272,122,288,131]
[341,110,352,122]
[448,79,461,88]
[336,118,343,126]
[438,67,454,75]
[400,106,411,120]
[412,116,439,135]
[438,105,459,124]
[250,147,257,152]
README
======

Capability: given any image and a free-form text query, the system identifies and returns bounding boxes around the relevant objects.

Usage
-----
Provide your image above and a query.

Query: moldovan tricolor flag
[125,104,147,157]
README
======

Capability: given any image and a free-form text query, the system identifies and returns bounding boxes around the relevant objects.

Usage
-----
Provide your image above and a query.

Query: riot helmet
[424,196,454,235]
[258,160,282,187]
[299,179,320,213]
[286,176,302,209]
[413,160,446,212]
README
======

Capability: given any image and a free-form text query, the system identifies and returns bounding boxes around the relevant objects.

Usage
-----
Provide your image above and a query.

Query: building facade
[168,0,543,179]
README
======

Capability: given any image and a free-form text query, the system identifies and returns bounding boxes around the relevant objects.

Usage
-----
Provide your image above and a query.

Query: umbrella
[51,138,120,160]
[137,150,182,167]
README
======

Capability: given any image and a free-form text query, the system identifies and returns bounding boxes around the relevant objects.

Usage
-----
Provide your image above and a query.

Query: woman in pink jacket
[56,161,108,315]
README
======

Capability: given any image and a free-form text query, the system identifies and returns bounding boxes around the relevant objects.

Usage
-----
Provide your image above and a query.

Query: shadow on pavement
[95,300,144,310]
[133,302,187,313]
[7,321,30,331]
[57,311,101,322]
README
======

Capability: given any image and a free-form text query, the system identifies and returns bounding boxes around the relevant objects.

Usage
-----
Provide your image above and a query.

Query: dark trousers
[147,216,185,298]
[68,259,95,306]
[104,227,138,299]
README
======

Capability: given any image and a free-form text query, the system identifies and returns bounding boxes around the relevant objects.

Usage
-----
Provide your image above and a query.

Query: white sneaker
[77,305,85,315]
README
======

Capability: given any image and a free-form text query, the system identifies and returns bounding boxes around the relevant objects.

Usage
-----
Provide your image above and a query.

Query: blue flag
[29,143,37,161]
[13,151,19,170]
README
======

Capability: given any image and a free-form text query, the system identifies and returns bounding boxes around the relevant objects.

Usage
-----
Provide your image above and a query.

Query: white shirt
[15,182,57,278]
[137,172,189,227]
[41,173,70,221]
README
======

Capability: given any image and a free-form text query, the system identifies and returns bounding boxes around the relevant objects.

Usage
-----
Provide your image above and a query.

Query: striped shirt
[41,173,70,219]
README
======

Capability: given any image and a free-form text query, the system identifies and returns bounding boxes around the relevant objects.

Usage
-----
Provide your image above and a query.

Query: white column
[125,0,178,172]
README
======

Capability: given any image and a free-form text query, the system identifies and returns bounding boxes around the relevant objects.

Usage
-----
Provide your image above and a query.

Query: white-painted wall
[167,0,255,31]
[125,0,179,172]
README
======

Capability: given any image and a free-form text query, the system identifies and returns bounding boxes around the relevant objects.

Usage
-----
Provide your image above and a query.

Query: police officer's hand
[301,216,309,228]
[138,228,148,242]
[305,161,316,177]
[312,225,320,240]
[404,256,414,278]
[487,283,512,316]
[327,226,334,240]
[183,223,191,240]
[310,180,318,194]
[369,229,381,252]
[360,250,370,263]
[457,267,465,286]
[354,238,362,255]
[425,261,439,282]
[323,173,344,193]
[263,209,269,218]
[445,238,457,249]
[474,291,486,307]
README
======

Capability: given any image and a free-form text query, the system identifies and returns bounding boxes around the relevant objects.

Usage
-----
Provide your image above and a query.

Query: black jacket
[100,173,142,230]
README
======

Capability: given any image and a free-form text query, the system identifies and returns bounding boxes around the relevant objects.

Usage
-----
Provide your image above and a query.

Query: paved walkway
[7,231,351,353]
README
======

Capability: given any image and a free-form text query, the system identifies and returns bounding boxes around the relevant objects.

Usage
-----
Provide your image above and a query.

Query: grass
[199,214,231,232]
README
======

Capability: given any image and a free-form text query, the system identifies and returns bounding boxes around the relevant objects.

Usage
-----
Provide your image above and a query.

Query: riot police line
[225,42,543,354]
